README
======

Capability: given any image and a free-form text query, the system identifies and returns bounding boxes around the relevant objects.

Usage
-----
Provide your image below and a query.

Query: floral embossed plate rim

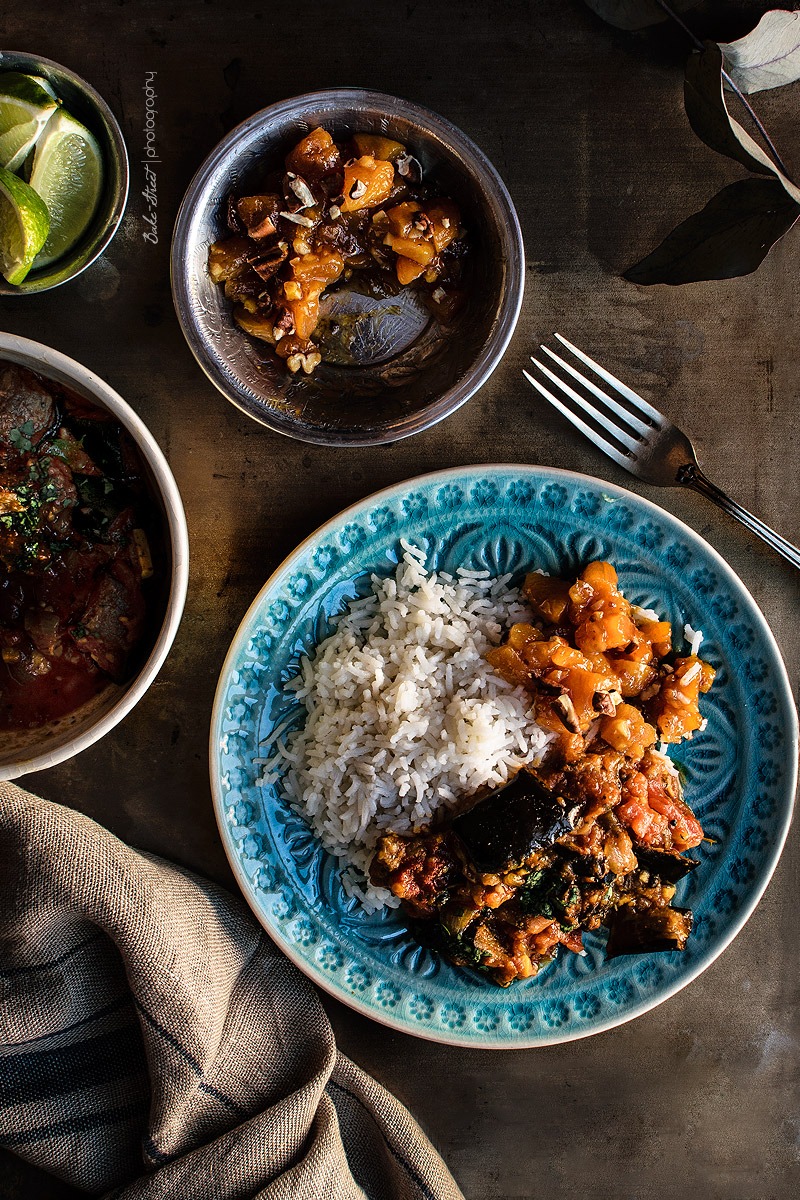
[210,465,797,1047]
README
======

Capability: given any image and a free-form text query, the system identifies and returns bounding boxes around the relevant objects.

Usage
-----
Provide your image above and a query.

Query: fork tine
[540,345,653,438]
[553,333,664,424]
[530,357,642,453]
[522,370,635,473]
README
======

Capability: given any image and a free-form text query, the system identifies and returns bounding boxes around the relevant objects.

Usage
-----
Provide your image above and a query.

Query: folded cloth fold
[0,784,464,1200]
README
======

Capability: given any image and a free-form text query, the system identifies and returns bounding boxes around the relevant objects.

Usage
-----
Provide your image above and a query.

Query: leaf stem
[652,0,793,181]
[652,0,703,49]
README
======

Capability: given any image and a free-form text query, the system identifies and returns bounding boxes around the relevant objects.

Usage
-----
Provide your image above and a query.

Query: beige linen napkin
[0,783,464,1200]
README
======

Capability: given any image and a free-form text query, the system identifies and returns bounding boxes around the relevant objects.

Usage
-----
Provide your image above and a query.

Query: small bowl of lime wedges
[0,51,128,293]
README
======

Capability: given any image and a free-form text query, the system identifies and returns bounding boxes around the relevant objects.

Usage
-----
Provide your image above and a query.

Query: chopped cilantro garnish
[519,865,581,929]
[15,540,51,571]
[409,915,490,974]
[9,421,35,452]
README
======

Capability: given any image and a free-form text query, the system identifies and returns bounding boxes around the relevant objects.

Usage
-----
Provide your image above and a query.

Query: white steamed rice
[263,542,554,911]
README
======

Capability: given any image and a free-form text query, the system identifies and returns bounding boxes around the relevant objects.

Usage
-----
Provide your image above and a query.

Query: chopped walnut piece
[286,350,322,375]
[273,308,295,338]
[553,693,581,734]
[285,172,316,209]
[249,240,288,281]
[396,152,422,183]
[280,211,316,229]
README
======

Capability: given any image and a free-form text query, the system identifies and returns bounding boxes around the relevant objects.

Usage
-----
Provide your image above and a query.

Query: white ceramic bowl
[0,333,189,779]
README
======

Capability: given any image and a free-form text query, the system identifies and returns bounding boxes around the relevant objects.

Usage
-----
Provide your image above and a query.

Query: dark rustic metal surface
[2,2,798,1197]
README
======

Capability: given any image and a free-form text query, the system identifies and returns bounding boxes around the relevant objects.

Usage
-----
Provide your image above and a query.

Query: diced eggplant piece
[408,913,489,974]
[452,770,573,874]
[69,422,126,484]
[605,905,694,958]
[635,846,700,884]
[440,905,481,938]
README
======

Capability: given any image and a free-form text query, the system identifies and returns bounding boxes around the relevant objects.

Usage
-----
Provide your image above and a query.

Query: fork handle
[679,464,800,570]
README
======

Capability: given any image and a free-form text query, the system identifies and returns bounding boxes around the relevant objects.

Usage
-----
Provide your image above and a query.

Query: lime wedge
[29,109,103,269]
[0,72,58,173]
[0,165,50,284]
[28,76,59,103]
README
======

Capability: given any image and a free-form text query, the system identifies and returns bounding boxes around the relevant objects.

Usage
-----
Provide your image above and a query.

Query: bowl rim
[0,332,189,780]
[0,49,130,295]
[171,87,525,446]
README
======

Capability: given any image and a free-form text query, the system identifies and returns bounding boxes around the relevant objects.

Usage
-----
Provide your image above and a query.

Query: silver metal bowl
[0,50,129,294]
[171,89,524,446]
[0,333,189,781]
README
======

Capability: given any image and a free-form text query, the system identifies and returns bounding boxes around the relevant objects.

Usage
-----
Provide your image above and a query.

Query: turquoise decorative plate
[210,466,797,1047]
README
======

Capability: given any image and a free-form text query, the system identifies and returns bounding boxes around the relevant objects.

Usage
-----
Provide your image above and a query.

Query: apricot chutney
[207,127,469,375]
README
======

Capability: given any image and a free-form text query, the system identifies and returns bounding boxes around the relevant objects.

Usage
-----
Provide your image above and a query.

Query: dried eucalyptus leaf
[624,177,800,284]
[685,43,800,203]
[720,10,800,95]
[582,0,698,32]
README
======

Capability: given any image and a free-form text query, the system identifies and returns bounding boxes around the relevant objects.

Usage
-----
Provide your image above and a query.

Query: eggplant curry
[371,561,716,986]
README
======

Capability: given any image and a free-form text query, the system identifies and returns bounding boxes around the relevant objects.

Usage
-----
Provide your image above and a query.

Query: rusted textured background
[2,2,799,1197]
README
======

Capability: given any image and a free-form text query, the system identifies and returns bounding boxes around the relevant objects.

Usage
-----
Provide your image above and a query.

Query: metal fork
[524,334,800,570]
